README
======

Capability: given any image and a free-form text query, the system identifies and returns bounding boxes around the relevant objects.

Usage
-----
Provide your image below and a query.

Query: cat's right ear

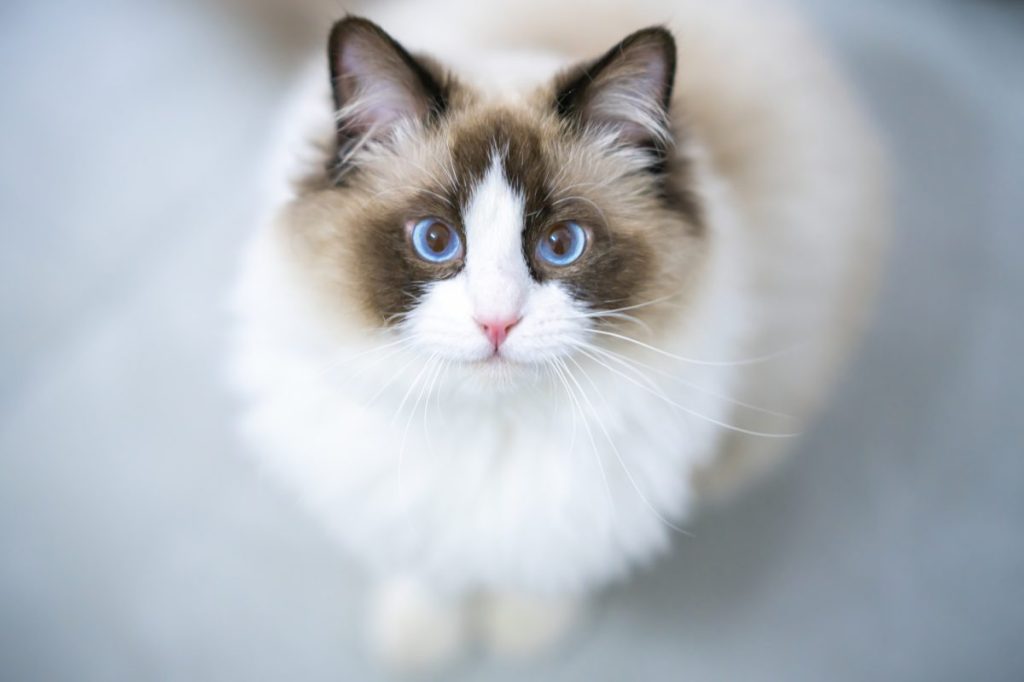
[328,17,448,149]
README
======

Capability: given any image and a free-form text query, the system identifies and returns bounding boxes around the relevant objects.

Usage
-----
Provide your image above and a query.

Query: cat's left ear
[554,27,677,150]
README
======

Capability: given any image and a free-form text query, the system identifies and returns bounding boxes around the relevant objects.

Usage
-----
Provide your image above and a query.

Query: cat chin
[436,353,567,396]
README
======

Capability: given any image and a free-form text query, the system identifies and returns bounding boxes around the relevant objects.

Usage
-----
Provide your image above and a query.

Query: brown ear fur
[554,27,677,149]
[327,16,451,177]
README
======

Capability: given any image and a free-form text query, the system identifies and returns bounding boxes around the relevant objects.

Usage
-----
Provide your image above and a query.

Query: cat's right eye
[408,218,463,263]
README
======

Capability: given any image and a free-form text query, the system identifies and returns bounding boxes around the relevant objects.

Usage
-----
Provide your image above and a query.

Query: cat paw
[477,592,584,659]
[367,577,468,674]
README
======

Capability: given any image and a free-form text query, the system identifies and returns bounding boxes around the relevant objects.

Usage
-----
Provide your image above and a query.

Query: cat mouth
[479,351,509,365]
[471,349,528,370]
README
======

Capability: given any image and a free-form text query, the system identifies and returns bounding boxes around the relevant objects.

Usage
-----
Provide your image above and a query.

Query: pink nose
[477,317,520,349]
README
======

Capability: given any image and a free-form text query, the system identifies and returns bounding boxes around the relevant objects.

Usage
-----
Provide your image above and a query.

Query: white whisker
[578,342,798,420]
[589,328,801,367]
[365,350,422,406]
[550,358,613,506]
[574,345,662,392]
[561,356,692,536]
[390,353,438,429]
[587,292,685,316]
[396,354,440,518]
[572,347,799,438]
[421,355,447,458]
[316,334,413,378]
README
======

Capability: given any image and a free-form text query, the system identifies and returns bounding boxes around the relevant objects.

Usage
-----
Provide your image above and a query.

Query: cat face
[285,17,707,385]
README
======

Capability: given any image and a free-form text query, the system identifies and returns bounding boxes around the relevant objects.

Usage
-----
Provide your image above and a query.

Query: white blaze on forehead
[462,154,532,320]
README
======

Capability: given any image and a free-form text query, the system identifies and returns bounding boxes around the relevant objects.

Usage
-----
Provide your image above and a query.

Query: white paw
[367,577,468,674]
[478,593,583,659]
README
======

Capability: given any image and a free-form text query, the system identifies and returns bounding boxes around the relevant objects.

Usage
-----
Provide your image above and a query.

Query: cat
[228,0,887,670]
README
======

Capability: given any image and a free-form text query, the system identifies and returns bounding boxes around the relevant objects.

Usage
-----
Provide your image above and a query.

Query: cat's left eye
[408,218,463,263]
[537,221,588,267]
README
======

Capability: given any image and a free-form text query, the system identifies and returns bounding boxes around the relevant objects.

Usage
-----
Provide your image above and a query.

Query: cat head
[283,16,708,388]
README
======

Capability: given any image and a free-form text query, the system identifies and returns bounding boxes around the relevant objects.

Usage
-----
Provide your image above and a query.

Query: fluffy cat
[229,0,887,670]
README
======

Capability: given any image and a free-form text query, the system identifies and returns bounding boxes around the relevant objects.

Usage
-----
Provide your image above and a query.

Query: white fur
[462,155,531,325]
[228,0,887,667]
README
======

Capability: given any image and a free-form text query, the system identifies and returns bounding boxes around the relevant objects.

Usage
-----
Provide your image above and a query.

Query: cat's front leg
[367,576,469,673]
[477,591,585,659]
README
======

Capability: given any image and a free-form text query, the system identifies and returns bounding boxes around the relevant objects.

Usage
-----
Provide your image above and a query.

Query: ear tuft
[555,27,677,149]
[328,17,447,151]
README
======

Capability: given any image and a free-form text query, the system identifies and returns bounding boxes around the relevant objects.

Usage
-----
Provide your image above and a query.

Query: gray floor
[1,0,1022,680]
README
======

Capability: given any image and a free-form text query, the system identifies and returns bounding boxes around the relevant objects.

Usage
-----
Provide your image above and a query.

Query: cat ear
[328,17,447,145]
[554,27,677,149]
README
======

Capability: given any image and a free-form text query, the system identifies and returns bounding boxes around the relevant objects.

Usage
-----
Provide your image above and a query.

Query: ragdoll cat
[229,0,886,669]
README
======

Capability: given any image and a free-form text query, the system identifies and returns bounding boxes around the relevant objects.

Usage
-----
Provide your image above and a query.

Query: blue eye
[409,218,462,263]
[537,221,588,266]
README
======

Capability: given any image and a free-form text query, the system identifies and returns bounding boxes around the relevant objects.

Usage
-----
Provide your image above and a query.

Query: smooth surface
[1,0,1022,679]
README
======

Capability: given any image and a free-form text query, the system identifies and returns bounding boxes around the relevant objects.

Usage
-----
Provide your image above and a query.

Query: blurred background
[1,0,1022,679]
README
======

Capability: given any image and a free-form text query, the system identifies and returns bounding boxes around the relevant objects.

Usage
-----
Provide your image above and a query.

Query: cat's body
[229,0,886,668]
